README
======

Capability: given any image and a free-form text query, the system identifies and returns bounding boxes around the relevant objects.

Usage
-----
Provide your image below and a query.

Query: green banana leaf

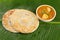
[0,0,60,40]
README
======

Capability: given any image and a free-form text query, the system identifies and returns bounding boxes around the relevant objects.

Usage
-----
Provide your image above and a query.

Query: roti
[2,9,18,33]
[9,9,39,33]
[2,9,39,33]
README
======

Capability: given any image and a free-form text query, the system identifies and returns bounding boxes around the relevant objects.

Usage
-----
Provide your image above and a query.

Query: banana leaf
[0,0,60,40]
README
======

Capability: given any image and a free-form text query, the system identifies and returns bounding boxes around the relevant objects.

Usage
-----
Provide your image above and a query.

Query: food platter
[0,0,60,40]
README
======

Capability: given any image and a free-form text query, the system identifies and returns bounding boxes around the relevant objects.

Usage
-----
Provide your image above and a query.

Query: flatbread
[2,9,18,33]
[2,9,39,33]
[10,9,39,33]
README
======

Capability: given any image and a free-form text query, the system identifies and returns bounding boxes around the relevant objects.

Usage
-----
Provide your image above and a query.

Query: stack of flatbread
[2,9,39,33]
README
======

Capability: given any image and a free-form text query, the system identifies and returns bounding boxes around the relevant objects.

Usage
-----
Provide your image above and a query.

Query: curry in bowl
[36,5,56,22]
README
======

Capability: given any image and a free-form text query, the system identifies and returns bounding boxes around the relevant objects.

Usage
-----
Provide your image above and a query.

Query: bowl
[36,5,56,22]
